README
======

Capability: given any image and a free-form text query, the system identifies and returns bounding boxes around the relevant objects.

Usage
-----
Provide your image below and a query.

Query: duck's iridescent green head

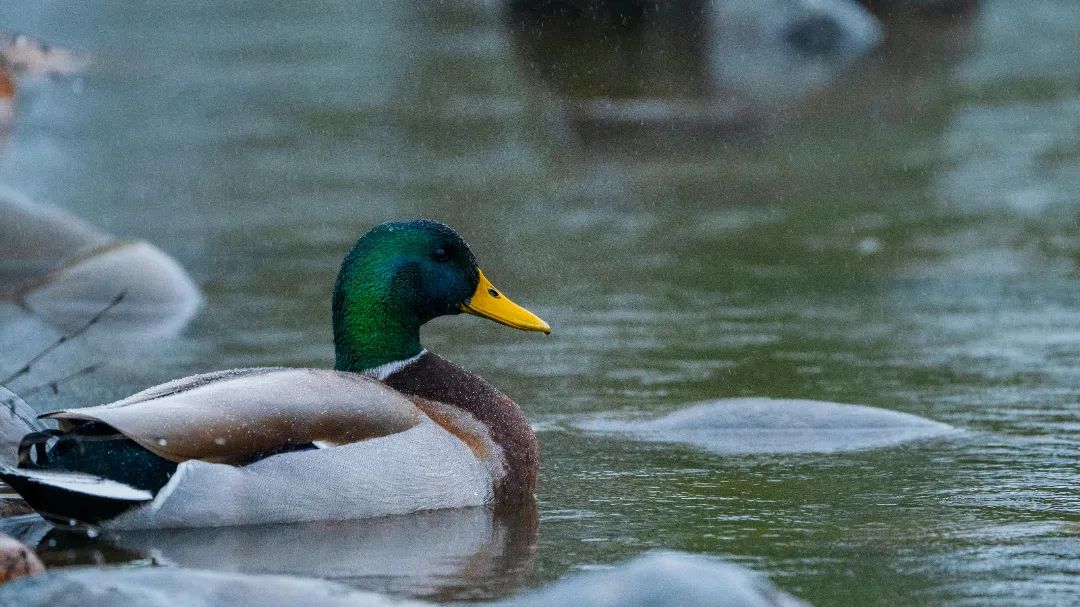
[332,220,549,373]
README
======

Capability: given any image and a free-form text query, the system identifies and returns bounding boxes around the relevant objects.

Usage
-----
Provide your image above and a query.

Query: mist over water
[0,1,1078,605]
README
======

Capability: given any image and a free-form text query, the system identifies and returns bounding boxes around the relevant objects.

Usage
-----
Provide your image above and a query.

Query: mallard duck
[0,220,550,528]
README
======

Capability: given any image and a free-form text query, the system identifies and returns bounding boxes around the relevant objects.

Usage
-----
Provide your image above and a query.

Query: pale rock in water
[509,551,809,607]
[578,398,957,454]
[0,188,201,336]
[0,568,425,607]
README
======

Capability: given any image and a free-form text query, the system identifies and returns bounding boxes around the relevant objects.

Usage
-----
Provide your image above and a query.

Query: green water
[0,1,1077,605]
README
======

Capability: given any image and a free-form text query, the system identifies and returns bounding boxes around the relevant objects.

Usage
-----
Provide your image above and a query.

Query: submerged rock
[0,189,201,337]
[577,398,957,454]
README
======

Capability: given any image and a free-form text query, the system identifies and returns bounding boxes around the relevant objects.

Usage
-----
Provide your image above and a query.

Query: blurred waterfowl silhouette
[0,220,551,529]
[509,0,882,146]
[0,32,199,337]
[0,188,201,337]
[0,31,87,139]
[857,0,978,18]
[0,65,12,136]
[1,31,86,78]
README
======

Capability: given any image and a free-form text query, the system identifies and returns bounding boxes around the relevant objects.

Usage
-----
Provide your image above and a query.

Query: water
[0,1,1078,605]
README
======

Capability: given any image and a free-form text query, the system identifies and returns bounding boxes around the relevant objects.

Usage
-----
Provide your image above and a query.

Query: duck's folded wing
[40,368,423,465]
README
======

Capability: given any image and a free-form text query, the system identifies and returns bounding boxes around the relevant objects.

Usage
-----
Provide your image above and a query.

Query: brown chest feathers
[382,352,539,503]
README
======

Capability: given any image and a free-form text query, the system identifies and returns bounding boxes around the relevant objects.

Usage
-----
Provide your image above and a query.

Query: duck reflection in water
[2,503,539,603]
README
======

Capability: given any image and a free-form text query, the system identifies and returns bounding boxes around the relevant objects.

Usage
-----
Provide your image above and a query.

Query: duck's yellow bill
[461,269,551,334]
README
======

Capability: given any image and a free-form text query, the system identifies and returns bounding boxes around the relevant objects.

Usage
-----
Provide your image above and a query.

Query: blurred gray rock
[504,551,809,607]
[0,550,809,606]
[0,568,424,607]
[577,398,957,454]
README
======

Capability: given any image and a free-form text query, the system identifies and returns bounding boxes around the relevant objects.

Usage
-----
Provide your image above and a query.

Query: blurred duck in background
[0,31,86,139]
[0,61,12,134]
[0,31,85,77]
[507,0,884,146]
[858,0,978,18]
[0,188,202,337]
[0,32,201,337]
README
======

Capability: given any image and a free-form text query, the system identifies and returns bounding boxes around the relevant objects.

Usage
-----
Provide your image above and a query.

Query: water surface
[0,1,1077,605]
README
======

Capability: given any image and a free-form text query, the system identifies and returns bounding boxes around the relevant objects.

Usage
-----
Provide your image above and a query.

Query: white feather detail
[1,468,152,501]
[362,350,427,381]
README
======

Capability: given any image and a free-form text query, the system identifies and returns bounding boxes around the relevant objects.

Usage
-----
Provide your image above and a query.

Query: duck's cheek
[420,271,471,315]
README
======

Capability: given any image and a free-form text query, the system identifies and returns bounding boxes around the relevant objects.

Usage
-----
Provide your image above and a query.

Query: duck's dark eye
[431,248,448,262]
